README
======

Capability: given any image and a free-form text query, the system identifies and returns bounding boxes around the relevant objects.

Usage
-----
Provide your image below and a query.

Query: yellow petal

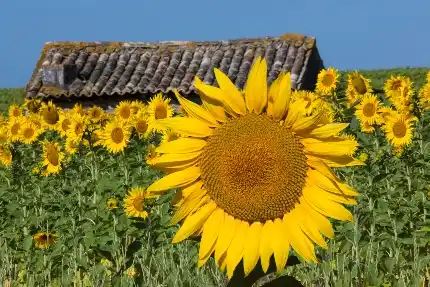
[199,208,224,259]
[292,112,324,133]
[170,186,206,225]
[194,77,238,118]
[303,186,354,222]
[267,74,283,116]
[284,99,307,128]
[309,123,350,139]
[283,212,318,263]
[197,89,228,122]
[149,151,201,166]
[307,169,359,197]
[156,117,213,138]
[214,68,247,115]
[272,72,292,120]
[294,204,327,249]
[172,202,217,243]
[271,218,290,273]
[302,200,334,239]
[244,57,267,114]
[173,89,219,127]
[302,138,358,157]
[318,155,365,167]
[147,166,201,193]
[215,214,237,264]
[226,220,249,279]
[156,138,207,154]
[181,181,204,198]
[307,156,360,199]
[259,220,275,273]
[242,222,262,276]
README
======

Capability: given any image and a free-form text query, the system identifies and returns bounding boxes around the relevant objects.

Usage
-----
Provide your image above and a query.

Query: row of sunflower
[315,68,430,157]
[0,94,177,173]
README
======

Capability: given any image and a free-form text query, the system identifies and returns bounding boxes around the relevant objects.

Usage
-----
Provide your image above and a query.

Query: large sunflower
[99,119,131,154]
[131,110,151,139]
[146,57,362,278]
[87,106,105,123]
[24,98,42,114]
[383,113,414,147]
[41,140,65,175]
[315,67,339,95]
[354,93,382,125]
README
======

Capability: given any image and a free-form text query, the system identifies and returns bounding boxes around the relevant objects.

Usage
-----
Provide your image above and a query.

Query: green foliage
[0,88,25,115]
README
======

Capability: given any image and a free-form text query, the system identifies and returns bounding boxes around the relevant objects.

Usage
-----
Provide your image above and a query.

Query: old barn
[25,33,324,111]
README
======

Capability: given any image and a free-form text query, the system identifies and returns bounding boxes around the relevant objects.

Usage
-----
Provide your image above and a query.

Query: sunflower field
[0,62,430,287]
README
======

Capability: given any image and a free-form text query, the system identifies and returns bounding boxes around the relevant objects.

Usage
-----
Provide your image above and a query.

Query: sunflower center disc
[393,122,406,138]
[43,108,59,125]
[363,103,376,117]
[11,124,20,135]
[120,108,131,119]
[62,119,71,131]
[24,128,34,139]
[322,74,334,87]
[111,128,124,143]
[155,105,167,119]
[47,145,59,166]
[132,198,144,212]
[136,121,148,133]
[200,113,308,222]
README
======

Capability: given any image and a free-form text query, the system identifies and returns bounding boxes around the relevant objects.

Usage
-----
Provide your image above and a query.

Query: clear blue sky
[0,0,429,88]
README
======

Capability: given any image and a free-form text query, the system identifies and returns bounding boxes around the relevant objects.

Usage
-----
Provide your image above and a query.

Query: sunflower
[161,130,181,145]
[384,75,410,98]
[123,187,157,218]
[419,83,430,110]
[40,101,60,128]
[87,106,104,123]
[354,94,382,125]
[65,137,79,155]
[131,110,151,139]
[291,90,320,116]
[24,98,42,114]
[346,71,373,106]
[377,106,395,123]
[115,101,133,122]
[383,113,414,147]
[72,103,86,116]
[107,198,118,210]
[315,67,339,95]
[0,144,12,166]
[33,232,57,248]
[28,114,44,130]
[99,119,131,154]
[9,104,23,118]
[145,144,158,163]
[7,116,24,143]
[0,127,8,144]
[56,112,72,137]
[360,121,375,134]
[130,100,146,115]
[146,57,362,278]
[67,114,87,143]
[147,93,174,131]
[20,122,41,144]
[41,140,65,175]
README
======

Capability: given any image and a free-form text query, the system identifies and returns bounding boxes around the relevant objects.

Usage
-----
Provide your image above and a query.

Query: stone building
[25,33,324,111]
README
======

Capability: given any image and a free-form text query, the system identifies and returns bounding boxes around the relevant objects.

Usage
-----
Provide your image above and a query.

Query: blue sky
[0,0,429,88]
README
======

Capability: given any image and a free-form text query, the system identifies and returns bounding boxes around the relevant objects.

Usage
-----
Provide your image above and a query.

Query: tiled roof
[25,33,324,100]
